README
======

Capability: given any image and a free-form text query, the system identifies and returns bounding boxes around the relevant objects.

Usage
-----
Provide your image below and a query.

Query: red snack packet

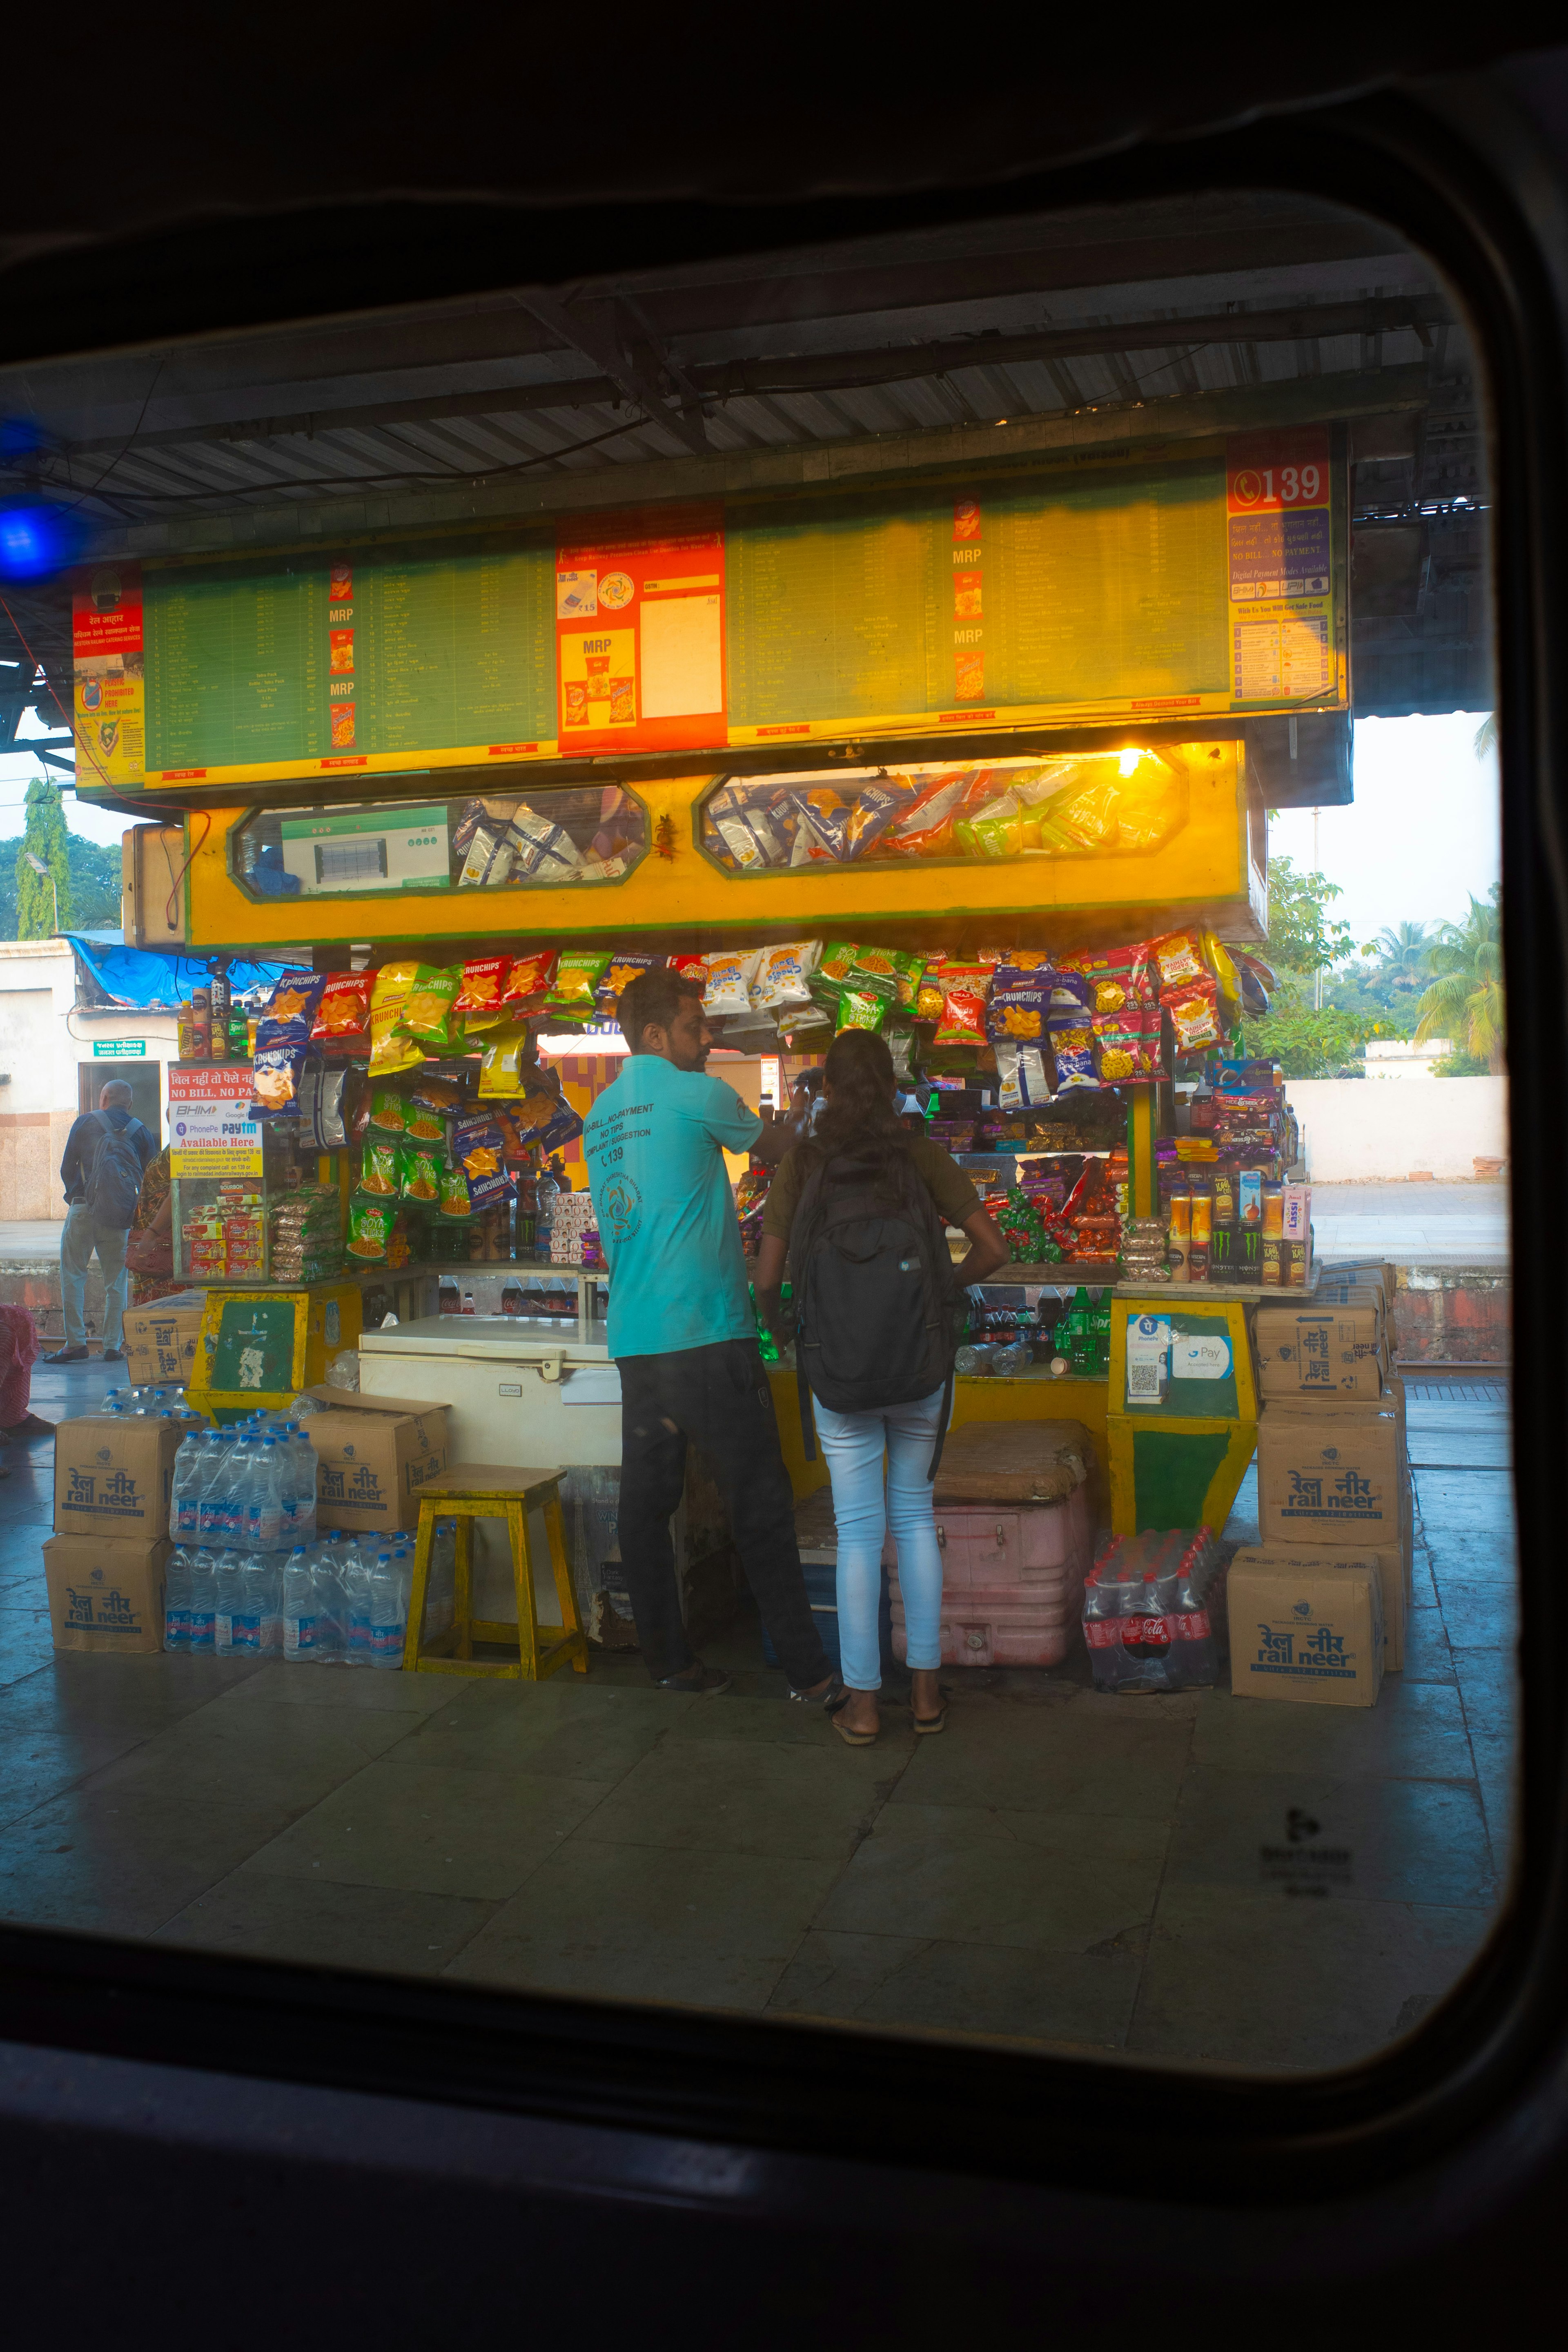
[310,971,373,1046]
[504,950,557,1011]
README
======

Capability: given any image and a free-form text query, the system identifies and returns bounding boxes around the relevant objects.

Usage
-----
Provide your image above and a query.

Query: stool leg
[543,1487,588,1672]
[405,1509,434,1670]
[454,1514,473,1661]
[509,1501,539,1679]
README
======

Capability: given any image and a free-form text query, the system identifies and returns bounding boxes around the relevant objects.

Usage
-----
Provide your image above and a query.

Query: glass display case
[699,746,1195,876]
[230,783,647,902]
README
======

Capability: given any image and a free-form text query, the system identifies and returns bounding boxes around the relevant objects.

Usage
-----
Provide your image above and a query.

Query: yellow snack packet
[477,1022,533,1099]
[368,959,425,1076]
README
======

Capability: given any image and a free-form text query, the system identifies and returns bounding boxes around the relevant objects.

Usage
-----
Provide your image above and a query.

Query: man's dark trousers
[616,1337,829,1689]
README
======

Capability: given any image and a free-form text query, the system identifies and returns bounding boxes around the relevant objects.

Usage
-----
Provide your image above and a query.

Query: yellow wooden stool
[404,1465,589,1681]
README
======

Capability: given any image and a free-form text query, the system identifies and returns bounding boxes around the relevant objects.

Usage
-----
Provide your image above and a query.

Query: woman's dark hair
[813,1030,910,1165]
[618,968,703,1050]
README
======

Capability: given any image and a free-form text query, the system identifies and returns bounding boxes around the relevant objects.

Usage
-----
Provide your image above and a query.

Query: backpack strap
[788,1153,829,1463]
[926,1360,955,1484]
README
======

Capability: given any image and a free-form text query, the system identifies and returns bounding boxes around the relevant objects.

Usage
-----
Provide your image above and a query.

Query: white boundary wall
[1289,1075,1508,1182]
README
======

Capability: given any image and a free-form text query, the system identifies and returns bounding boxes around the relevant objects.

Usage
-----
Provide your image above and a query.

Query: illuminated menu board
[103,435,1342,794]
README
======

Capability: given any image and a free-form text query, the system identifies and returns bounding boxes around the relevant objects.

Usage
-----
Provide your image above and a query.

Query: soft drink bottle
[282,1545,322,1660]
[367,1551,405,1669]
[187,1547,218,1651]
[213,1548,245,1654]
[164,1545,193,1652]
[171,1429,207,1543]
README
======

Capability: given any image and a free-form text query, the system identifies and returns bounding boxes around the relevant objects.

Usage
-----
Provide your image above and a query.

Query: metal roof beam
[514,291,710,457]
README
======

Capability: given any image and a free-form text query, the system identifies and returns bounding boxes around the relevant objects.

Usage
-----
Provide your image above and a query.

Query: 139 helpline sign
[167,1063,262,1176]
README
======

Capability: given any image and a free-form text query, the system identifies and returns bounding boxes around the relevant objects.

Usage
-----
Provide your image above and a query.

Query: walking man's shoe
[100,1348,125,1362]
[42,1345,88,1364]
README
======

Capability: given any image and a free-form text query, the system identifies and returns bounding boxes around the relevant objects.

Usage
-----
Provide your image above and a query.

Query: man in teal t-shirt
[584,971,833,1704]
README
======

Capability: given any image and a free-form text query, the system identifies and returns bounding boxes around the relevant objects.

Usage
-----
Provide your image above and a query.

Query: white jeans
[813,1384,947,1690]
[60,1204,129,1350]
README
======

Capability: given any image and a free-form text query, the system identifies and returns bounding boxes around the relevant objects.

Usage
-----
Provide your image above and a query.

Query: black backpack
[791,1146,967,1479]
[83,1112,147,1228]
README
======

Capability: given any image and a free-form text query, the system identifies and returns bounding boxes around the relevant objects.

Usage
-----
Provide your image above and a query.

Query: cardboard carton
[301,1391,449,1534]
[1256,1396,1405,1547]
[1227,1549,1384,1706]
[122,1291,208,1387]
[1254,1305,1389,1399]
[44,1534,168,1654]
[54,1413,183,1541]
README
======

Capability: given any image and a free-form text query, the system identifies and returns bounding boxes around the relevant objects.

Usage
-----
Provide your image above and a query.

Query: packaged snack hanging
[477,1023,534,1099]
[368,1086,408,1134]
[835,988,886,1034]
[546,949,612,1019]
[599,951,664,1007]
[1076,945,1156,1014]
[398,1139,442,1203]
[368,959,425,1076]
[755,941,821,1010]
[402,965,463,1052]
[934,960,990,1048]
[310,971,374,1048]
[359,1135,401,1196]
[406,1074,466,1139]
[849,945,903,1001]
[996,1039,1051,1108]
[1166,974,1222,1052]
[454,955,515,1032]
[1048,1017,1099,1090]
[702,947,760,1017]
[1150,927,1207,991]
[986,968,1051,1043]
[1106,751,1188,851]
[914,963,945,1022]
[505,950,558,1012]
[438,1162,474,1219]
[347,1198,398,1261]
[252,973,326,1115]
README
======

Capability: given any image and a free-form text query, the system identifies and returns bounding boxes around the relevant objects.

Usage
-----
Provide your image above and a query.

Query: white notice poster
[639,593,723,718]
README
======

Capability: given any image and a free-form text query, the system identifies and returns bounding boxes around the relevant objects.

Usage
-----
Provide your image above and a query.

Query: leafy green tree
[1415,886,1505,1073]
[14,778,71,939]
[1260,853,1356,975]
[1242,973,1394,1079]
[1373,919,1434,994]
[0,829,120,937]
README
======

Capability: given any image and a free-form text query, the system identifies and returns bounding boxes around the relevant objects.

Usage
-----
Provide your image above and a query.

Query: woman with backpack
[754,1032,1009,1745]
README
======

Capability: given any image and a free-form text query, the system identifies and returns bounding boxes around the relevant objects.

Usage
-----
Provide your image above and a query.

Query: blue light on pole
[0,499,87,583]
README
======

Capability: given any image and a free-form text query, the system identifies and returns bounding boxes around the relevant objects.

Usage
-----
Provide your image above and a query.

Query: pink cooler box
[889,1419,1097,1671]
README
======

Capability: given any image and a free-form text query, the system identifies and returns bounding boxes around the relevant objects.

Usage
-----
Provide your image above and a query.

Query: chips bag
[848,945,904,1002]
[986,968,1051,1043]
[1165,975,1222,1052]
[477,1023,535,1100]
[368,959,425,1076]
[454,955,515,1033]
[1048,1019,1099,1090]
[406,1075,466,1140]
[995,1040,1051,1108]
[359,1135,401,1197]
[702,947,760,1017]
[368,1087,408,1134]
[835,988,886,1034]
[889,771,984,857]
[505,950,558,1011]
[398,1140,443,1203]
[546,949,612,1020]
[934,960,989,1048]
[402,965,463,1052]
[914,964,945,1023]
[1150,928,1206,992]
[599,951,664,1007]
[844,772,918,856]
[310,971,373,1047]
[785,786,852,863]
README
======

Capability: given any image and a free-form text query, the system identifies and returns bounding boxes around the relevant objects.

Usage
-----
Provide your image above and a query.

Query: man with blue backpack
[44,1080,157,1364]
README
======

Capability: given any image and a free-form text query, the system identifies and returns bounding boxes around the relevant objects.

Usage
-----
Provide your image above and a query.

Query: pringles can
[1189,1194,1212,1282]
[1167,1191,1192,1283]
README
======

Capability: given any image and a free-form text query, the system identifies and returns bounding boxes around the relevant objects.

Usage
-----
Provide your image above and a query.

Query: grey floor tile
[666,1688,916,1758]
[1192,1680,1475,1781]
[1165,1765,1496,1908]
[1129,1885,1494,2071]
[91,1692,425,1812]
[575,1735,891,1861]
[817,1803,1168,1953]
[243,1757,607,1899]
[767,1928,932,2019]
[852,1939,1143,2049]
[1399,1605,1457,1685]
[156,1870,495,1974]
[0,1607,59,1688]
[398,1678,689,1781]
[1409,1547,1440,1612]
[1433,1576,1518,1650]
[445,1839,842,2009]
[889,1697,1190,1820]
[222,1661,469,1714]
[0,1783,294,1940]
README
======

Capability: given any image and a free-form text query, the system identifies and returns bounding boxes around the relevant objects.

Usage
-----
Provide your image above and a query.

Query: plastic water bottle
[213,1547,245,1654]
[427,1518,457,1638]
[341,1535,372,1666]
[282,1545,320,1660]
[187,1547,217,1651]
[171,1429,207,1542]
[291,1426,318,1545]
[236,1547,282,1655]
[367,1550,405,1669]
[198,1432,232,1540]
[164,1545,193,1652]
[242,1436,284,1552]
[535,1166,560,1264]
[311,1532,346,1663]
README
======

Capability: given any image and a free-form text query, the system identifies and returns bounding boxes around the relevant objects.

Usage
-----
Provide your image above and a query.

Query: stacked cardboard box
[1234,1263,1414,1701]
[42,1413,180,1654]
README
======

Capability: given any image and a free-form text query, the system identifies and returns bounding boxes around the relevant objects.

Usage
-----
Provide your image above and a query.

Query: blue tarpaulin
[64,932,302,1010]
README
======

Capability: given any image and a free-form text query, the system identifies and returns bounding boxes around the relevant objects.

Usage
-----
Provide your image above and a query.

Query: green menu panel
[144,535,557,773]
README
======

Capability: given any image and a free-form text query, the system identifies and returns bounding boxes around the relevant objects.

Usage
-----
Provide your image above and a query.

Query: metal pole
[1313,806,1322,1012]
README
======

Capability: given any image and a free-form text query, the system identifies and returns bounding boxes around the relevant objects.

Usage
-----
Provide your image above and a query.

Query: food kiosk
[78,426,1342,1630]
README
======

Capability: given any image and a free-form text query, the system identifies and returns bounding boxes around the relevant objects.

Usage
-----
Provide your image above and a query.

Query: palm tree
[1374,919,1434,992]
[1474,713,1497,759]
[1414,889,1504,1072]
